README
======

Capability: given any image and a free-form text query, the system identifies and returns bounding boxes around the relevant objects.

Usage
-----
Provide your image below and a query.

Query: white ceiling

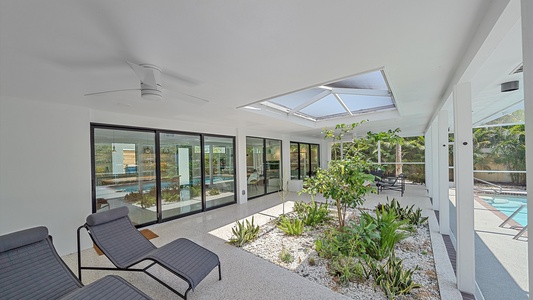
[0,1,524,138]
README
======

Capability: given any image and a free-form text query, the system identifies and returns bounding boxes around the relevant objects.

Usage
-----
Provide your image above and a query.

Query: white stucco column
[453,82,475,294]
[236,128,248,204]
[438,110,450,234]
[425,130,433,198]
[431,120,440,210]
[521,0,533,293]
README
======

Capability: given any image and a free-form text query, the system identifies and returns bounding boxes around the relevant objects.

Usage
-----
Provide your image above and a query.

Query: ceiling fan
[84,61,209,103]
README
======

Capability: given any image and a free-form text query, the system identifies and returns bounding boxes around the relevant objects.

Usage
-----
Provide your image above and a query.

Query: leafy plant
[208,188,220,196]
[315,218,379,259]
[189,184,202,198]
[308,256,316,266]
[279,246,294,263]
[361,209,410,260]
[295,200,330,227]
[277,216,304,236]
[329,255,367,285]
[368,254,421,299]
[377,198,428,226]
[161,184,180,202]
[125,187,157,208]
[292,201,307,215]
[228,216,260,247]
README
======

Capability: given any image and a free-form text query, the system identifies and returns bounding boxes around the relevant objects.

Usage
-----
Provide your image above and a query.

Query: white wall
[0,98,92,255]
[0,98,327,255]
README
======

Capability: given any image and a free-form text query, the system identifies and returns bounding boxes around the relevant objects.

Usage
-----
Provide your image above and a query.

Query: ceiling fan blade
[164,70,200,86]
[127,61,160,89]
[166,89,210,104]
[84,88,139,96]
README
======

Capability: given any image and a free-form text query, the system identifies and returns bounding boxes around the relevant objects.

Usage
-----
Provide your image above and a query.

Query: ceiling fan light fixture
[141,85,163,101]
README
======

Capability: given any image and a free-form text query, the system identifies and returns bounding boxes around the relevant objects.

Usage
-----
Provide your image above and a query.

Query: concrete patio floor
[62,184,462,299]
[472,193,529,300]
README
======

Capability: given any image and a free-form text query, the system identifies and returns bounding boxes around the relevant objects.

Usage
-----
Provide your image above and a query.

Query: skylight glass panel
[327,70,388,90]
[341,94,395,112]
[269,88,324,109]
[241,68,397,126]
[300,94,346,117]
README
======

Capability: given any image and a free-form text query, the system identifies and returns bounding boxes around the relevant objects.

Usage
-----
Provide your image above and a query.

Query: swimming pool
[479,195,527,226]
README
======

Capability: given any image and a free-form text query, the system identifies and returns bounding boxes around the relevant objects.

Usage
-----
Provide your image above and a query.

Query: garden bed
[239,207,440,299]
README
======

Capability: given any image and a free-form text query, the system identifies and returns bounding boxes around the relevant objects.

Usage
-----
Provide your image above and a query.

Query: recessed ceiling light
[318,85,333,90]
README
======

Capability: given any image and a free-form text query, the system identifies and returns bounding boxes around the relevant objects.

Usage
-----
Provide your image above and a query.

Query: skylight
[240,69,398,126]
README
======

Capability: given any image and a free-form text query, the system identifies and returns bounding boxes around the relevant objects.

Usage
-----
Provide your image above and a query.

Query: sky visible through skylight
[242,69,397,124]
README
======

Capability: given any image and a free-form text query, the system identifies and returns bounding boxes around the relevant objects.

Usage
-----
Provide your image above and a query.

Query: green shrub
[295,200,330,227]
[360,209,410,260]
[190,184,202,198]
[208,188,220,196]
[279,246,294,263]
[329,255,367,285]
[315,218,379,259]
[277,216,304,236]
[367,254,421,299]
[377,198,428,226]
[228,216,260,247]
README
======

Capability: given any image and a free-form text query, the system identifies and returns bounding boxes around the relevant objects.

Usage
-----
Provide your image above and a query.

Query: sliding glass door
[290,142,320,179]
[93,127,157,225]
[204,136,235,209]
[246,137,282,198]
[159,132,202,219]
[92,125,236,226]
[266,139,282,193]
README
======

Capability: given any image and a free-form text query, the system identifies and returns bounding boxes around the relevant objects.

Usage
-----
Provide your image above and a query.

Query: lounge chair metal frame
[376,173,406,197]
[1,226,152,300]
[77,207,221,300]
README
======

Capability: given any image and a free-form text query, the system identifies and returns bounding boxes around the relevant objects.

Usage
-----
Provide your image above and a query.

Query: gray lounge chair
[0,226,152,300]
[77,206,221,300]
[376,173,406,197]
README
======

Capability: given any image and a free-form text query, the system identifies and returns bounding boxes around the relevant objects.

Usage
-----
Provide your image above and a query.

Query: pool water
[480,195,527,226]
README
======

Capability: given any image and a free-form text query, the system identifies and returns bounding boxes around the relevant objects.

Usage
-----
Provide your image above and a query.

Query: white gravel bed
[242,209,440,299]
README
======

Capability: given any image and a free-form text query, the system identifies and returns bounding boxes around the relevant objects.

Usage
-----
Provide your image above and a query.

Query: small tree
[301,122,403,229]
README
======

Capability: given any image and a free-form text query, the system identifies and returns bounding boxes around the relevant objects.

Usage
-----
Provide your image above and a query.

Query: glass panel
[331,143,341,160]
[300,144,309,179]
[310,144,319,177]
[204,136,235,208]
[269,88,325,109]
[290,143,299,179]
[472,125,526,185]
[266,139,282,193]
[300,94,346,118]
[160,133,202,219]
[379,141,397,176]
[93,128,156,225]
[246,137,265,198]
[402,137,425,162]
[341,95,394,112]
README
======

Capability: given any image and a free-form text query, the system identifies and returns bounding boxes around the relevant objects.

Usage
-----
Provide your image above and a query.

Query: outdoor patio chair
[0,226,152,300]
[376,173,406,197]
[77,206,221,300]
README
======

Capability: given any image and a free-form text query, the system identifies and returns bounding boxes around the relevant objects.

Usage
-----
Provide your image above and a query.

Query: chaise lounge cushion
[0,226,48,252]
[86,206,129,226]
